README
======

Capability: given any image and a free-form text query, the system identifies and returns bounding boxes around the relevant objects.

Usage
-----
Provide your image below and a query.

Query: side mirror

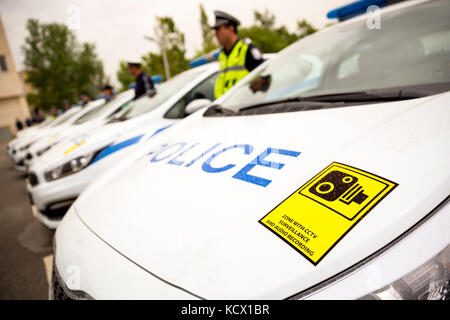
[185,99,212,115]
[147,88,157,98]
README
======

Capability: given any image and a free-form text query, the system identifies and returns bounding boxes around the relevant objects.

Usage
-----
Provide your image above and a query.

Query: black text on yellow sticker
[259,162,398,265]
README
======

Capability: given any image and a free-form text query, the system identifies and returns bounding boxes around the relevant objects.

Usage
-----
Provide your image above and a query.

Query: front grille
[51,265,93,300]
[28,172,39,186]
[51,268,74,300]
[42,199,76,220]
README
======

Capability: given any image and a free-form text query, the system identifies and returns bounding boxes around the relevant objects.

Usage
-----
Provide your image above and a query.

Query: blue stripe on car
[90,125,173,164]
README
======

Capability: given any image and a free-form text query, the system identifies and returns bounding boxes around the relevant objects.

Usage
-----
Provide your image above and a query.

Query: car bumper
[11,150,27,170]
[54,199,449,300]
[27,177,82,225]
[27,160,111,226]
[31,205,62,229]
[53,206,199,299]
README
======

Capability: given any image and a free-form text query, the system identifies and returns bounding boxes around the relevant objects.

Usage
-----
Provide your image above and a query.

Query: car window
[220,0,450,111]
[164,72,219,119]
[48,109,80,127]
[74,95,132,124]
[119,68,207,120]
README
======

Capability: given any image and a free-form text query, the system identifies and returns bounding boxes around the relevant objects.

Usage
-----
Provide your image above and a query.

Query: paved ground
[0,139,53,299]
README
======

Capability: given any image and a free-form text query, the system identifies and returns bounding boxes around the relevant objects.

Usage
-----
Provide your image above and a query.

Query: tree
[22,19,105,110]
[198,4,216,54]
[151,16,189,77]
[297,19,318,38]
[116,61,135,92]
[237,9,318,54]
[117,16,189,90]
[254,9,275,29]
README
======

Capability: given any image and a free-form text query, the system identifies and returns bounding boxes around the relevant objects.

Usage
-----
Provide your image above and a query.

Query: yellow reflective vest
[214,40,249,99]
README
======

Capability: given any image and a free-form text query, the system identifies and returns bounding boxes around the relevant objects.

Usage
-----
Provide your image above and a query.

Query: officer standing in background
[211,10,265,99]
[127,62,155,100]
[80,94,90,106]
[102,84,116,102]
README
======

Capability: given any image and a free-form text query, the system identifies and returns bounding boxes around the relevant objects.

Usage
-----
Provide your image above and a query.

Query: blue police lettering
[202,144,253,173]
[185,143,221,167]
[232,148,301,187]
[167,143,199,166]
[146,142,301,187]
[150,142,186,162]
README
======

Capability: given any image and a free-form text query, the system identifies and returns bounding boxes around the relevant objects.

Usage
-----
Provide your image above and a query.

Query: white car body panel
[25,91,134,167]
[9,99,106,168]
[65,91,449,299]
[28,64,220,227]
[7,108,80,164]
[53,0,449,299]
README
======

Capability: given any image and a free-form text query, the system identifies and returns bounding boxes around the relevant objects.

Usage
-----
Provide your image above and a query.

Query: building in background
[0,16,30,138]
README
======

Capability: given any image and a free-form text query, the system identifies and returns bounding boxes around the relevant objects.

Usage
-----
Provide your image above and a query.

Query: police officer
[127,62,155,100]
[211,10,265,99]
[102,84,116,102]
[80,94,90,106]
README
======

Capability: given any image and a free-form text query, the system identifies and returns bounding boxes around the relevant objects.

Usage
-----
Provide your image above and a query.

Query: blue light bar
[189,49,221,68]
[152,75,163,83]
[327,0,388,21]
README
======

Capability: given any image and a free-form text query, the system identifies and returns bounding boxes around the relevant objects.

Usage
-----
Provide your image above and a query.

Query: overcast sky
[0,0,349,86]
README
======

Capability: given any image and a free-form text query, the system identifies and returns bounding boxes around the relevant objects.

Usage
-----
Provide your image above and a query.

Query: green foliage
[116,16,189,91]
[297,19,318,38]
[116,61,135,92]
[199,4,216,55]
[238,9,318,53]
[22,19,105,110]
[254,9,276,29]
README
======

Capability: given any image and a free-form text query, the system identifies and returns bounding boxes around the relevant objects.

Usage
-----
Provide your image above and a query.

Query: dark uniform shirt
[134,72,155,100]
[222,38,265,72]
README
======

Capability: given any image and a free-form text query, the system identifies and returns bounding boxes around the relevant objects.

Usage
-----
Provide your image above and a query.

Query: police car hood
[33,113,173,170]
[74,93,450,299]
[14,125,66,150]
[28,120,105,156]
[32,120,130,168]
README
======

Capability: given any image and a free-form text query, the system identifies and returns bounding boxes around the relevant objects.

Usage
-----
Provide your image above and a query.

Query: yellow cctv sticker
[259,162,398,265]
[64,141,86,155]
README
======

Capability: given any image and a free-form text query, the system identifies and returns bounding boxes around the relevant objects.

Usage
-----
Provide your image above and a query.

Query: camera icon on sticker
[309,170,368,205]
[298,163,398,221]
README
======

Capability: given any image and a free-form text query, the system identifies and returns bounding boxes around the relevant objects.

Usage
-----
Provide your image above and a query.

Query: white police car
[28,63,221,229]
[8,99,106,171]
[24,90,134,168]
[7,117,54,161]
[8,108,81,171]
[52,0,449,299]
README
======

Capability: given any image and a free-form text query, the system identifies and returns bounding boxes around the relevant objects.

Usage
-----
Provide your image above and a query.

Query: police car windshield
[119,68,206,120]
[220,0,450,111]
[48,109,79,127]
[74,93,131,124]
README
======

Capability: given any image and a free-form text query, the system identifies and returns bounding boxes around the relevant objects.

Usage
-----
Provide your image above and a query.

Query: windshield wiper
[293,89,432,103]
[205,83,450,117]
[237,96,341,112]
[237,84,448,113]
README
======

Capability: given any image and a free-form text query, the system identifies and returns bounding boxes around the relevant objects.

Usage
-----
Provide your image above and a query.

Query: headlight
[360,245,449,300]
[44,152,96,182]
